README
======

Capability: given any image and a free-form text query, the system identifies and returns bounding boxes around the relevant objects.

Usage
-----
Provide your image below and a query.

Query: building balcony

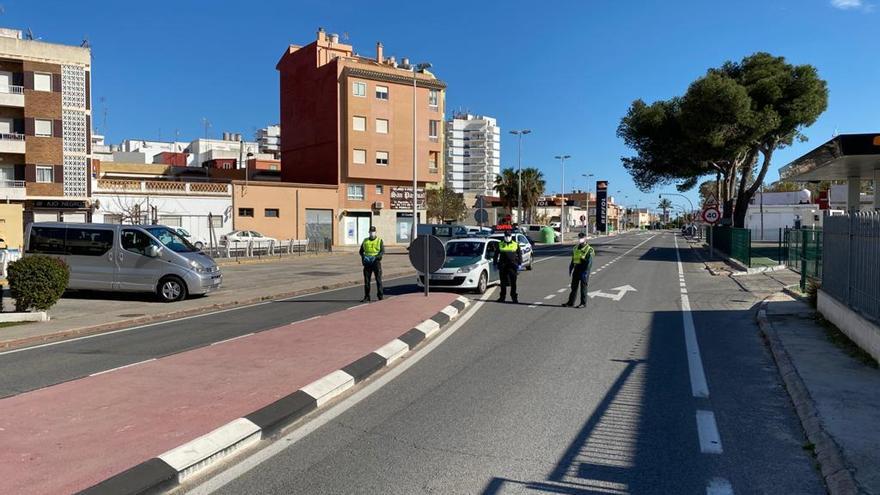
[0,85,24,108]
[0,133,25,154]
[0,179,26,201]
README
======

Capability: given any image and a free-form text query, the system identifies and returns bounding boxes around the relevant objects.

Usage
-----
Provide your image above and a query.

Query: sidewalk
[0,248,415,350]
[0,292,465,495]
[761,294,879,495]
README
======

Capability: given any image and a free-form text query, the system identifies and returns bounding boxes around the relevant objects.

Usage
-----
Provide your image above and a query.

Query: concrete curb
[1,269,415,352]
[756,301,864,495]
[77,295,472,495]
[0,311,48,323]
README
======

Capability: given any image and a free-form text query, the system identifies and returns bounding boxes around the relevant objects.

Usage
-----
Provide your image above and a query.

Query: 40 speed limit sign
[701,206,721,224]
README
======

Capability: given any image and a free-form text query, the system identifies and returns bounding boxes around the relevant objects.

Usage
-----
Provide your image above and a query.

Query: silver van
[23,222,222,302]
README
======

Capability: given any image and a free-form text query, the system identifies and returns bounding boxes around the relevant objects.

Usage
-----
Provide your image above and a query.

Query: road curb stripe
[73,296,474,495]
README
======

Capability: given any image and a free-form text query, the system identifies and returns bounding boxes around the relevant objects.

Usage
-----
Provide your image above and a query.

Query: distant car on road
[220,230,278,246]
[489,232,534,270]
[417,238,501,294]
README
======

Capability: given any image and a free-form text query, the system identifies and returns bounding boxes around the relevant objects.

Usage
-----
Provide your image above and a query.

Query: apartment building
[276,28,447,245]
[445,113,500,196]
[0,27,91,226]
[256,124,280,158]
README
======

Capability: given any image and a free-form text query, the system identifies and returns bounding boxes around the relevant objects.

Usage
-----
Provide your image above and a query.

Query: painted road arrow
[587,285,637,301]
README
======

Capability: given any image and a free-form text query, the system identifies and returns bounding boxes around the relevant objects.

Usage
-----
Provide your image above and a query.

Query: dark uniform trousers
[363,262,383,299]
[499,265,518,300]
[567,260,592,306]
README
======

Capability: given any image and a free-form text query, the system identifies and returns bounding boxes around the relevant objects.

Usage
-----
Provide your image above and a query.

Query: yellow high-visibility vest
[362,237,382,256]
[499,240,518,252]
[572,243,594,264]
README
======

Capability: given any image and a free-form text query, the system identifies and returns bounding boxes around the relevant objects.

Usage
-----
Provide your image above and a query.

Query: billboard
[389,187,426,209]
[596,181,608,232]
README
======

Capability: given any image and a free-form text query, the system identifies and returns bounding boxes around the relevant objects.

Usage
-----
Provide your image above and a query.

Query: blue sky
[5,0,878,211]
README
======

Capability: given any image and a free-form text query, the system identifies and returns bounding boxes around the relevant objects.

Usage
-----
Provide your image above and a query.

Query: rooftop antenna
[342,32,349,41]
[202,117,211,140]
[80,36,90,48]
[99,96,108,135]
[25,28,34,40]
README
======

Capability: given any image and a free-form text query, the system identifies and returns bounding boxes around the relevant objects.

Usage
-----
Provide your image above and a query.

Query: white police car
[417,238,500,294]
[489,232,534,270]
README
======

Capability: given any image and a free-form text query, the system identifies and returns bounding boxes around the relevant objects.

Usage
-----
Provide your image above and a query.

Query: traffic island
[0,293,471,495]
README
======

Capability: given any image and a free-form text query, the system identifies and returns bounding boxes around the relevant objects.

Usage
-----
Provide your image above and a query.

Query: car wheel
[194,241,204,250]
[475,271,488,294]
[526,259,533,270]
[158,276,188,302]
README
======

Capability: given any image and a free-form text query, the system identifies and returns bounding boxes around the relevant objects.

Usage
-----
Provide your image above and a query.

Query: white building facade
[445,113,500,196]
[256,124,280,158]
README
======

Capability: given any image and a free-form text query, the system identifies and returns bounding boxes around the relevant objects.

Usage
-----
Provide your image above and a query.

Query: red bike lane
[0,292,458,495]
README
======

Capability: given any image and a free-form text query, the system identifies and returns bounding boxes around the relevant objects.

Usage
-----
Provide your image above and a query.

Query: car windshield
[446,241,483,258]
[146,226,198,253]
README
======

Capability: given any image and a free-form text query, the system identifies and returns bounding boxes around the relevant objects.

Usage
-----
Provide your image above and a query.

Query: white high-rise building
[256,124,281,158]
[445,113,500,196]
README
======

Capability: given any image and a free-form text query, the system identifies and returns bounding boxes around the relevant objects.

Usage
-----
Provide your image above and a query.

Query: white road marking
[543,294,556,300]
[210,333,254,346]
[674,235,710,399]
[556,288,567,293]
[587,285,637,301]
[527,302,545,309]
[696,410,723,454]
[187,287,498,494]
[89,358,156,377]
[706,477,734,495]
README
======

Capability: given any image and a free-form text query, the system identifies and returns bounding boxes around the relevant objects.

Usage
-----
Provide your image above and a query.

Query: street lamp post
[510,129,531,224]
[554,155,570,242]
[582,173,594,233]
[411,62,431,241]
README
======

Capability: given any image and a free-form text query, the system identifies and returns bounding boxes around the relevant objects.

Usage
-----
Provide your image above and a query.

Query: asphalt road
[190,232,823,495]
[0,240,573,398]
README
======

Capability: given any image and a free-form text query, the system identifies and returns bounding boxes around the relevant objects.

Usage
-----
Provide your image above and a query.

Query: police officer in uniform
[493,230,522,303]
[359,226,384,302]
[563,232,595,308]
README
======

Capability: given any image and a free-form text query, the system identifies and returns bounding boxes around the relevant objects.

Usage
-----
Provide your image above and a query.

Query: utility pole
[554,155,571,242]
[510,129,531,224]
[410,61,431,241]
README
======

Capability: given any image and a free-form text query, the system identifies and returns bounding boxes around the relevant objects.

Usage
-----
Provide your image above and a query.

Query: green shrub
[7,255,70,312]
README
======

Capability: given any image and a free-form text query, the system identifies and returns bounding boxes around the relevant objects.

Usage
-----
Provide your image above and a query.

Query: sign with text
[390,187,426,210]
[596,181,608,233]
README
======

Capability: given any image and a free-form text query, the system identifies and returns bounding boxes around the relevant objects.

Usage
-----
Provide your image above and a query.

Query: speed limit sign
[701,206,721,224]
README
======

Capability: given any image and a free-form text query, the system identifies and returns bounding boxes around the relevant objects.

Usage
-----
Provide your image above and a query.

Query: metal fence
[822,211,880,323]
[781,227,823,290]
[708,226,752,267]
[202,237,332,260]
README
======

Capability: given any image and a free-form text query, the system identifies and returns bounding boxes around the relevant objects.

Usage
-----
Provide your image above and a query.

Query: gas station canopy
[779,133,880,181]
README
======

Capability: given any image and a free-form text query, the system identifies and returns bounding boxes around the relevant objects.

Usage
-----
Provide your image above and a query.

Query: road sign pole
[424,237,429,297]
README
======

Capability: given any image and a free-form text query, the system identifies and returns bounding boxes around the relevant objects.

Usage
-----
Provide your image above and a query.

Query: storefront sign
[596,181,608,233]
[31,200,87,209]
[390,187,426,209]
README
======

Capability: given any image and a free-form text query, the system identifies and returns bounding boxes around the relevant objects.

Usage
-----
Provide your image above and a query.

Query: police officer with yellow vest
[563,232,595,308]
[359,226,384,302]
[493,230,522,304]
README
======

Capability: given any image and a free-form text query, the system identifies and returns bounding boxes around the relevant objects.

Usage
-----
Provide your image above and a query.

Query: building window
[159,215,182,227]
[428,151,439,172]
[353,149,366,164]
[36,165,54,183]
[375,85,389,100]
[376,151,389,166]
[353,116,366,132]
[209,215,224,228]
[35,119,53,137]
[238,208,254,217]
[376,184,384,195]
[429,120,439,140]
[265,208,280,218]
[34,72,52,92]
[353,81,366,97]
[375,119,388,134]
[428,89,439,108]
[347,184,365,201]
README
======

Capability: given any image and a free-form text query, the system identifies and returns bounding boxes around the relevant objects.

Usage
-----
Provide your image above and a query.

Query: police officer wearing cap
[563,232,595,308]
[493,230,522,304]
[359,226,384,302]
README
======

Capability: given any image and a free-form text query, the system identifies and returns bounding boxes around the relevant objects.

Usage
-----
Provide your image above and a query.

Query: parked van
[23,222,222,302]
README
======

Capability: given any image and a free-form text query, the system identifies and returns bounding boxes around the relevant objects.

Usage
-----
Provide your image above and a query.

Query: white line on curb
[696,410,723,454]
[210,333,254,346]
[89,358,156,377]
[674,235,710,399]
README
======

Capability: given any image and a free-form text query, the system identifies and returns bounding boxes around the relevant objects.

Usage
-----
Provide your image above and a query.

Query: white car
[490,232,534,270]
[220,230,278,246]
[417,238,500,294]
[174,228,208,250]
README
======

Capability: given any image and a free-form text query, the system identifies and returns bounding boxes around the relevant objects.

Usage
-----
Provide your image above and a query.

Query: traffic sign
[474,208,489,224]
[701,206,721,224]
[704,193,719,206]
[580,215,586,222]
[409,235,446,296]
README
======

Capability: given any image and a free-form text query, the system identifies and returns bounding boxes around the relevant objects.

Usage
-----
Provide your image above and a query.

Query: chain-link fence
[822,211,880,323]
[782,227,823,291]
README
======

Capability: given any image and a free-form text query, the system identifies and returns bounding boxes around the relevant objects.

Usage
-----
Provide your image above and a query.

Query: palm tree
[494,168,518,212]
[658,198,673,224]
[520,167,546,223]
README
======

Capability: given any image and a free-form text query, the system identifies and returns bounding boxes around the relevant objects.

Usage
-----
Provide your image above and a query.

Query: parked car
[463,225,493,237]
[416,238,500,294]
[175,227,208,250]
[416,224,469,244]
[522,224,561,243]
[24,222,222,302]
[220,230,278,246]
[489,232,534,270]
